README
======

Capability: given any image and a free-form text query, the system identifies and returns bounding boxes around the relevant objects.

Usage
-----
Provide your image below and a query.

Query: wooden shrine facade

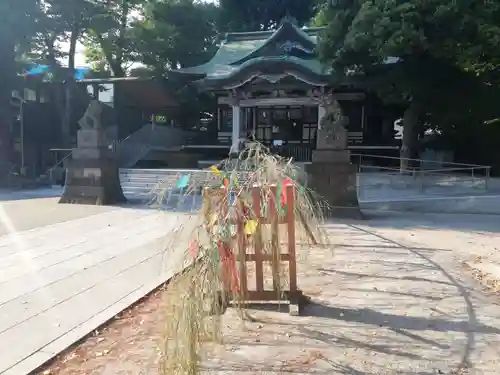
[215,90,378,162]
[173,16,399,162]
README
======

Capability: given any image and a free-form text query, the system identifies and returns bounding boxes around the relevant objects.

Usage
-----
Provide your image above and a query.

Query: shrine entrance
[247,105,318,162]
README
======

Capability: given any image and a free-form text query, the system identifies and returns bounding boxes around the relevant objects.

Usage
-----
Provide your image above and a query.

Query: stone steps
[119,168,252,202]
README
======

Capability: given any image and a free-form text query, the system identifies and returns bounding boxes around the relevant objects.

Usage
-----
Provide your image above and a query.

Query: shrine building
[172,16,399,163]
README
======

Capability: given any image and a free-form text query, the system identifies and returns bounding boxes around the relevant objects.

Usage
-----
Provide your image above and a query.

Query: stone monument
[306,97,362,218]
[59,100,127,205]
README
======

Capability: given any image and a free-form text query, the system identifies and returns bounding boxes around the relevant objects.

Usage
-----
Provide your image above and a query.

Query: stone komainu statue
[78,100,105,130]
[319,99,349,149]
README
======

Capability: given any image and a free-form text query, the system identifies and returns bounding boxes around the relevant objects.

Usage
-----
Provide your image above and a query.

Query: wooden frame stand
[204,184,308,316]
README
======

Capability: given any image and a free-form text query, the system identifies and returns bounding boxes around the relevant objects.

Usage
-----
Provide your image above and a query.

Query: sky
[60,43,88,68]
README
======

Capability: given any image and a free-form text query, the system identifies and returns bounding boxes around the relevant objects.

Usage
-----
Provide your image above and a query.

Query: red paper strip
[281,178,294,207]
[189,240,199,259]
[217,241,240,292]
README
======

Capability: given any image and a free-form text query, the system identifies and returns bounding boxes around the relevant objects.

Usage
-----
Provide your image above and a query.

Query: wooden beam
[218,93,365,107]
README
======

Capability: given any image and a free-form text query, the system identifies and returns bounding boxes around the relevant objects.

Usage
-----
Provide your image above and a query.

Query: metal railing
[271,144,312,162]
[114,125,195,167]
[351,153,491,173]
[352,153,494,201]
[48,150,73,184]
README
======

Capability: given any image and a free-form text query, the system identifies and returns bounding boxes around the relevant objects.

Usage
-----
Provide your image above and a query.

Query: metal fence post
[485,167,490,191]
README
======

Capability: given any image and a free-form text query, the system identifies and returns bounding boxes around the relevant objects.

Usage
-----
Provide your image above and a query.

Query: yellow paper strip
[210,166,221,177]
[244,220,258,235]
[209,213,218,226]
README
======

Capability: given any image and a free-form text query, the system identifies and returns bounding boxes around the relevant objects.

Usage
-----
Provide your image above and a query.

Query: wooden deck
[0,199,190,375]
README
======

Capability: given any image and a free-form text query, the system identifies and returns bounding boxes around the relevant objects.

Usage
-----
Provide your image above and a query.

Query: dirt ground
[37,214,500,375]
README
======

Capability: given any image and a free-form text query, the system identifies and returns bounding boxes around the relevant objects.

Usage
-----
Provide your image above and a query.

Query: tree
[0,0,41,177]
[84,0,146,77]
[218,0,317,32]
[131,0,218,74]
[42,0,103,147]
[316,0,500,169]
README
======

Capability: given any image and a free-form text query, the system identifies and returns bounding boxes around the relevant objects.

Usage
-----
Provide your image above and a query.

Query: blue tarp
[24,65,90,80]
[24,65,50,76]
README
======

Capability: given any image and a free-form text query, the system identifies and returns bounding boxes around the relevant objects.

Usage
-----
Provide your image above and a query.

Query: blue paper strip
[229,191,237,206]
[176,175,190,189]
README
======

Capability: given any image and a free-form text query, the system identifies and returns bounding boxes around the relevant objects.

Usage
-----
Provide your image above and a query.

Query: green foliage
[131,0,218,73]
[0,0,40,44]
[218,0,317,31]
[0,0,41,77]
[0,0,42,172]
[317,0,500,161]
[83,0,147,76]
[318,0,500,97]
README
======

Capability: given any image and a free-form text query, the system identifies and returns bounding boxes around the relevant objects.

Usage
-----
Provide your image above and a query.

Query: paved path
[325,214,500,374]
[0,199,191,375]
[199,214,500,374]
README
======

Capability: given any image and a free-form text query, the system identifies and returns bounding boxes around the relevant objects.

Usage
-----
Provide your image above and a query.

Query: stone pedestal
[59,129,126,205]
[306,150,362,219]
[306,98,362,219]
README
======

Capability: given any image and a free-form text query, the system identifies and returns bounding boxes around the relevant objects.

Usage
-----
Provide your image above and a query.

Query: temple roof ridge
[173,17,328,81]
[224,19,324,43]
[279,13,298,27]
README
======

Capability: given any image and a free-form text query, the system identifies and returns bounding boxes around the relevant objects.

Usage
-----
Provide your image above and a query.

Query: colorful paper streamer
[244,220,258,235]
[210,166,221,177]
[229,191,237,206]
[176,174,190,189]
[217,241,240,292]
[277,178,294,212]
[208,213,218,226]
[188,240,198,259]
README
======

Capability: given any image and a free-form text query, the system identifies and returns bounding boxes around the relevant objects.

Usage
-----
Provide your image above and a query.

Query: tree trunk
[62,28,79,148]
[400,99,422,172]
[116,0,129,68]
[95,33,125,77]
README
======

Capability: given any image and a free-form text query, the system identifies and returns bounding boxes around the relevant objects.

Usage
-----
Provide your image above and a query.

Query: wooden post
[236,196,247,295]
[269,185,280,292]
[252,187,265,293]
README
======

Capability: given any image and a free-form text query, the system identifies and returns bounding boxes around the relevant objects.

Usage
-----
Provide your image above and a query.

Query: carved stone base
[306,150,363,219]
[59,129,126,206]
[59,158,127,205]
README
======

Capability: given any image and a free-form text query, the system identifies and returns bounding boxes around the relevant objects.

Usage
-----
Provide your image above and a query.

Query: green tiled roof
[176,20,329,82]
[178,38,268,76]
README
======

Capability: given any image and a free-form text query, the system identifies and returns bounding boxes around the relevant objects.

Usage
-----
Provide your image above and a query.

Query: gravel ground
[37,212,500,375]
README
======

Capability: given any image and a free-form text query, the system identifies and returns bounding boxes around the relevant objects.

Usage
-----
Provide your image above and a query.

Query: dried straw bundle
[158,142,329,375]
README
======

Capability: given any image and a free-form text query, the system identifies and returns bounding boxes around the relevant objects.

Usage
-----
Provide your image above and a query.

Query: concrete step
[119,168,195,202]
[360,194,500,215]
[120,177,172,185]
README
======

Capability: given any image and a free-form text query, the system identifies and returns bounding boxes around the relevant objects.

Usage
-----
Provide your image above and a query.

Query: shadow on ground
[301,300,500,336]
